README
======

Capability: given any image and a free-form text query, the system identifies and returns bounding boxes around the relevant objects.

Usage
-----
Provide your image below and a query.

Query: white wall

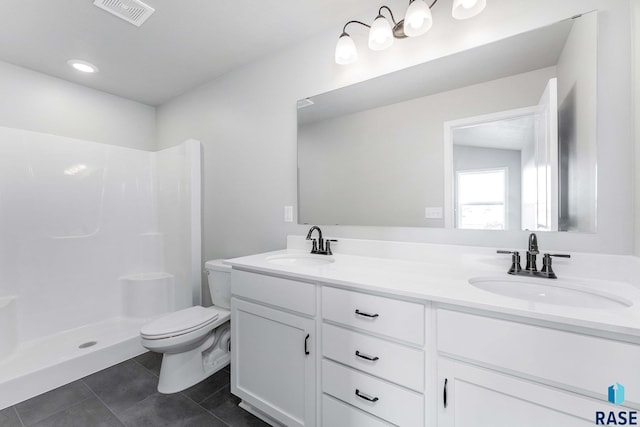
[633,1,640,257]
[556,12,598,233]
[157,0,634,258]
[0,60,155,150]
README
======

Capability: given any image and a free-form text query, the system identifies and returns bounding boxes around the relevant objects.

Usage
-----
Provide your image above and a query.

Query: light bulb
[368,15,393,51]
[404,0,433,37]
[452,0,486,19]
[67,60,99,73]
[335,34,358,65]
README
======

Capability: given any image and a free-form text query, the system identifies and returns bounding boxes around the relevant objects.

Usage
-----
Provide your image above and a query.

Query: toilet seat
[141,306,220,340]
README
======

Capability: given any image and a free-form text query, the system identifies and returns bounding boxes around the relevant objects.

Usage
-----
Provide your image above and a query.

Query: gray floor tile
[182,368,230,404]
[200,385,269,427]
[134,351,163,377]
[15,381,92,426]
[83,360,158,415]
[0,407,23,427]
[117,393,226,427]
[30,397,123,427]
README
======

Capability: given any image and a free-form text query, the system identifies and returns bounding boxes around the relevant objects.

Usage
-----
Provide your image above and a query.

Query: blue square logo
[608,383,625,406]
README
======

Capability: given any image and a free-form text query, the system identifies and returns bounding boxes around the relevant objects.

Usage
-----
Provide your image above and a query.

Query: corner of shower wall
[0,297,18,360]
[154,139,202,311]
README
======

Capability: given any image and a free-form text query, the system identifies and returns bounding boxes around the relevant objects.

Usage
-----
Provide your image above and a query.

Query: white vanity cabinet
[228,258,640,427]
[230,269,317,427]
[436,308,640,426]
[320,286,427,427]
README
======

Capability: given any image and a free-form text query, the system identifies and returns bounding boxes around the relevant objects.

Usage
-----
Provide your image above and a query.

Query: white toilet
[140,259,232,393]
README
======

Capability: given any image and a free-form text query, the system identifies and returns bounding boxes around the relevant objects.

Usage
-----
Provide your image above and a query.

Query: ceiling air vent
[93,0,155,27]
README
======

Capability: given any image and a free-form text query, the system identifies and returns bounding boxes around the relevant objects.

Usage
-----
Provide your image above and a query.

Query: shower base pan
[0,316,147,409]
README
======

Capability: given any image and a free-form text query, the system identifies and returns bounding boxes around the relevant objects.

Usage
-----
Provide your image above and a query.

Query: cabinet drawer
[437,309,640,404]
[322,323,424,392]
[322,359,424,427]
[231,269,315,316]
[322,394,392,427]
[322,287,424,345]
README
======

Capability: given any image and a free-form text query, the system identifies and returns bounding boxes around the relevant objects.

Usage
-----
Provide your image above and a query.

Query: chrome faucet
[306,226,336,255]
[497,233,570,279]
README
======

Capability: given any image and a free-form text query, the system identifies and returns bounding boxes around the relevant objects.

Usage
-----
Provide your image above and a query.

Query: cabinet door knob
[355,350,379,361]
[355,309,379,318]
[304,333,310,355]
[355,389,379,403]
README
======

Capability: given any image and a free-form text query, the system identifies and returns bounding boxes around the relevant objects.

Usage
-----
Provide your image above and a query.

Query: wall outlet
[284,206,293,222]
[425,207,443,219]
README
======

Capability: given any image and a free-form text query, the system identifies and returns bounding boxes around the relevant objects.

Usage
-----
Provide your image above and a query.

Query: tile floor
[1,352,269,427]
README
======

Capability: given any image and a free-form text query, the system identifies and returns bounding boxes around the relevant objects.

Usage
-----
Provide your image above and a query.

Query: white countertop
[226,238,640,340]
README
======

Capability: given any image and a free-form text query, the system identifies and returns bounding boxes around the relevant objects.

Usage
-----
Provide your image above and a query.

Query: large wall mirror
[297,11,597,232]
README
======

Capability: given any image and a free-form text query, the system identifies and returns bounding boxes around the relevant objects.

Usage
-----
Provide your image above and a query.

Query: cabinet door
[438,358,613,427]
[231,298,316,427]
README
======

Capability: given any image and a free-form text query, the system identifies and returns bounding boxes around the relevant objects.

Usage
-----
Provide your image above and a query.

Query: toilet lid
[140,306,219,339]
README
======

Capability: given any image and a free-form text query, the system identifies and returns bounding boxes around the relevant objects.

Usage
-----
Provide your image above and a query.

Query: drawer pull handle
[304,334,310,355]
[355,389,379,403]
[355,350,379,362]
[355,309,379,318]
[443,378,448,408]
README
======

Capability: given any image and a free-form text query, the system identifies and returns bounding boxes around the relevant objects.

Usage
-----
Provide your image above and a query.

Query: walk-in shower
[0,127,201,408]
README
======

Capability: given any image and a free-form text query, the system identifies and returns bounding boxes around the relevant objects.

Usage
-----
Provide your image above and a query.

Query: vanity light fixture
[335,0,486,65]
[68,59,99,73]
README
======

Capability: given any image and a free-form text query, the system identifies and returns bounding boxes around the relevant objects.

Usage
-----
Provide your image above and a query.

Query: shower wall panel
[0,127,161,342]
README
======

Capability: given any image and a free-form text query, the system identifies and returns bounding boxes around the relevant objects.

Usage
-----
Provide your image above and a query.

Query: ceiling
[453,115,535,151]
[0,0,394,106]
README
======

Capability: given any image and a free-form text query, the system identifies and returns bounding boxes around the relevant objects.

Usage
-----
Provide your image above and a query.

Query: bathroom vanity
[227,237,640,427]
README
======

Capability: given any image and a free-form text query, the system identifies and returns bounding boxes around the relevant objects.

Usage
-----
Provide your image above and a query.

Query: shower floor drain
[78,341,97,349]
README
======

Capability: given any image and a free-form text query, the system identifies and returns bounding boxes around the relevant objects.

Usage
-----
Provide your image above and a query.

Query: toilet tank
[204,259,231,309]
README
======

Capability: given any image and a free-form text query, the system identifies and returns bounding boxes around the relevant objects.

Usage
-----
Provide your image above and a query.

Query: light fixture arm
[341,20,371,36]
[427,0,439,9]
[378,5,399,25]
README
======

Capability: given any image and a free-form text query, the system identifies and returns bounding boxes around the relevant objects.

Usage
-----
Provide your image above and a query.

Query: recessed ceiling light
[68,59,99,73]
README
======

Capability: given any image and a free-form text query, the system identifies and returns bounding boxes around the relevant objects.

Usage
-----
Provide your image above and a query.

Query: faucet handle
[325,239,338,256]
[497,250,522,275]
[310,239,318,253]
[545,253,571,258]
[540,253,569,279]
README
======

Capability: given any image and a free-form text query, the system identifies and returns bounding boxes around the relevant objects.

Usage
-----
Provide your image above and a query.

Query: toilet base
[156,321,231,394]
[158,349,230,393]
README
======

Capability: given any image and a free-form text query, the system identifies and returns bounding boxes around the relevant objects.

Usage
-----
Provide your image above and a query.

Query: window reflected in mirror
[456,168,507,230]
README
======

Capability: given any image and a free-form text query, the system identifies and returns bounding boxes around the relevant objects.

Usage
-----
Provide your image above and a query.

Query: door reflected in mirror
[446,78,560,231]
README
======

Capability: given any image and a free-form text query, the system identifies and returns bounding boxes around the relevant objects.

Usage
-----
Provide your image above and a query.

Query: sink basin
[266,253,335,266]
[469,276,632,309]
